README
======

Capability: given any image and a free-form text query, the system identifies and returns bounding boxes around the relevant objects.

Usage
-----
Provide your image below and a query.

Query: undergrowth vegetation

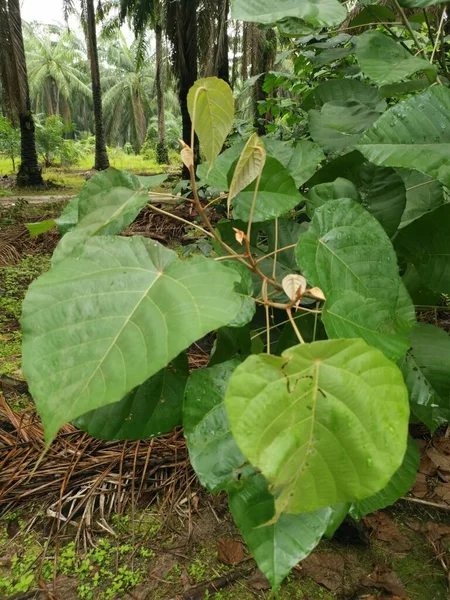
[2,0,450,597]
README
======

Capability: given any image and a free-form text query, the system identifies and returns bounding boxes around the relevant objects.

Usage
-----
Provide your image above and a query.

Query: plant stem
[254,243,297,265]
[287,308,305,344]
[392,0,425,56]
[147,204,215,238]
[431,9,446,64]
[272,218,279,281]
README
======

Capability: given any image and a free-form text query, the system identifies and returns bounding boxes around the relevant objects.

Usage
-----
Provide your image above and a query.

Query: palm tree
[63,0,109,170]
[117,0,169,163]
[0,0,43,185]
[24,25,91,123]
[101,34,155,152]
[166,0,198,175]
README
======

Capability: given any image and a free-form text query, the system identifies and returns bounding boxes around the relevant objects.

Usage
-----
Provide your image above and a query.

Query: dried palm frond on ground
[0,222,59,266]
[0,394,194,548]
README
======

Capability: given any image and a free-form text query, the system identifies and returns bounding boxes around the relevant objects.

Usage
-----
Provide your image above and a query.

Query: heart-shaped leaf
[296,199,415,357]
[225,339,410,515]
[22,237,242,442]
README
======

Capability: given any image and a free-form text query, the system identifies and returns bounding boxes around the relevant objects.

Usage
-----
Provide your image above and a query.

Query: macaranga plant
[22,1,450,591]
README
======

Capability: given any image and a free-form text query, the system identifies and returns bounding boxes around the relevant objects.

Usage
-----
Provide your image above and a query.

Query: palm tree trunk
[167,0,198,178]
[216,0,230,84]
[231,20,240,89]
[1,0,42,185]
[86,0,109,171]
[155,23,169,164]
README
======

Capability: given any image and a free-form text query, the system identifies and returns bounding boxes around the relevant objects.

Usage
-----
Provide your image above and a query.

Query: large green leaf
[74,354,188,440]
[306,150,365,188]
[355,30,436,85]
[233,157,303,222]
[263,139,325,187]
[397,169,445,228]
[52,169,165,264]
[229,475,331,590]
[231,0,347,28]
[359,163,406,237]
[349,436,419,519]
[312,47,354,68]
[296,199,415,357]
[302,79,386,112]
[306,178,360,218]
[188,77,234,168]
[196,142,245,190]
[309,100,380,154]
[399,323,450,432]
[225,339,409,515]
[395,204,450,295]
[22,237,242,442]
[56,195,80,235]
[184,360,249,493]
[358,86,450,187]
[322,291,411,361]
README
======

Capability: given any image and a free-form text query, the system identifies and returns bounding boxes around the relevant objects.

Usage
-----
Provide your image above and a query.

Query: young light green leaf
[74,354,189,440]
[296,199,415,356]
[349,436,420,519]
[396,204,450,295]
[187,77,235,168]
[183,360,248,493]
[26,219,57,238]
[22,236,242,443]
[225,339,409,515]
[355,30,437,85]
[228,133,266,217]
[233,158,303,222]
[399,323,450,432]
[358,86,450,187]
[229,475,332,590]
[231,0,347,28]
[309,100,381,154]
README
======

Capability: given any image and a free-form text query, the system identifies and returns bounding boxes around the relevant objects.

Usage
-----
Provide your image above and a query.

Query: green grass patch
[0,254,51,376]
